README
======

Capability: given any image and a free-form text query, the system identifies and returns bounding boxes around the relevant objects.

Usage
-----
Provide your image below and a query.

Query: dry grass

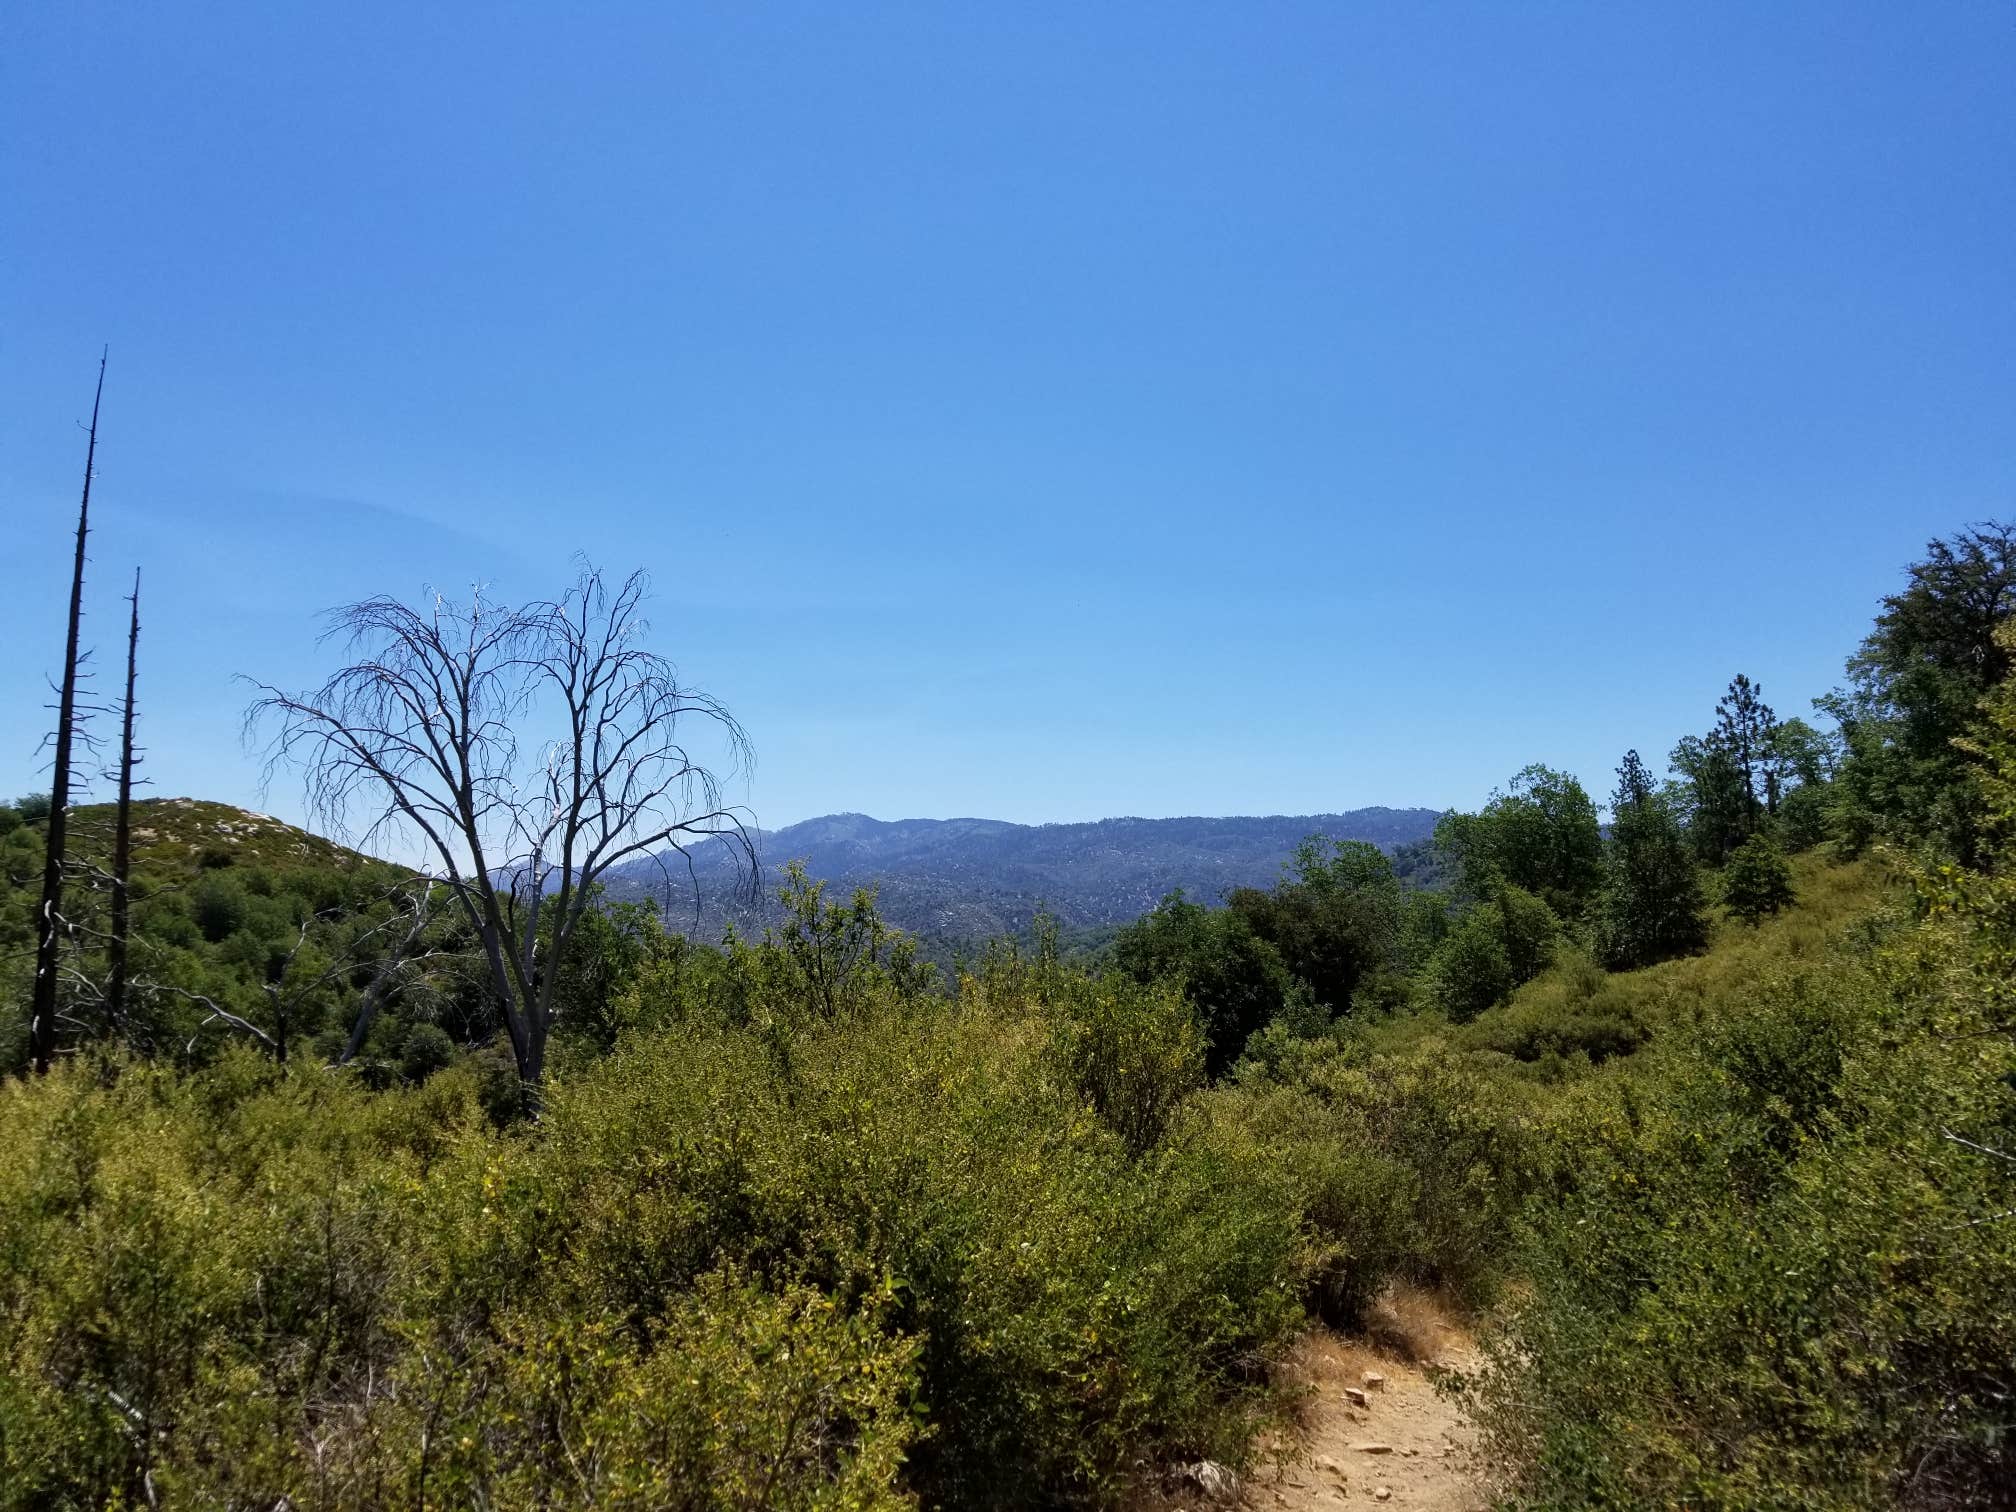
[1270,1283,1472,1425]
[1363,1280,1468,1367]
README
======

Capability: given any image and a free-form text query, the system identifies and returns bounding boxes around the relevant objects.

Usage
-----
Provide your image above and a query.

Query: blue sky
[4,2,2011,835]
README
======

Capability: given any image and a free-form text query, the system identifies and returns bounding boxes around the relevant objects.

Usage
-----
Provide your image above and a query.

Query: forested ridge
[6,522,2016,1508]
[594,808,1446,950]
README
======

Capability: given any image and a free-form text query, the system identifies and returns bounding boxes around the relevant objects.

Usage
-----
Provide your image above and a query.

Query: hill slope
[602,807,1444,943]
[53,797,393,878]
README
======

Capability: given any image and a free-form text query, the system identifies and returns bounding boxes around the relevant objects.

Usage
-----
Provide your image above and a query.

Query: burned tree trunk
[29,352,106,1075]
[106,568,141,1035]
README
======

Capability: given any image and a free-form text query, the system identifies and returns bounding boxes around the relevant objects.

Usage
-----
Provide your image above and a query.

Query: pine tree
[1600,749,1708,968]
[1715,673,1781,824]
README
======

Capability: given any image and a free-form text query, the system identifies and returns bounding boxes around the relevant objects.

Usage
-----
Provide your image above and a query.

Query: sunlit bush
[1476,915,2016,1507]
[1459,951,1649,1069]
[0,917,1312,1510]
[1220,1031,1531,1320]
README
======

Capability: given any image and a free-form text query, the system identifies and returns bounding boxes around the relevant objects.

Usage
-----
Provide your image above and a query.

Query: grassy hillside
[6,754,2014,1509]
[1456,850,2016,1508]
[0,818,1926,1506]
[1379,854,1890,1078]
[57,795,395,877]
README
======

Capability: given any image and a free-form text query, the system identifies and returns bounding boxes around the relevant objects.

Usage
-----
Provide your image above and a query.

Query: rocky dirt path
[1235,1290,1497,1512]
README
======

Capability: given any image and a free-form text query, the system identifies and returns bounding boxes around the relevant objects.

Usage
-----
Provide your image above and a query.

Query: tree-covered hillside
[599,806,1445,944]
[6,523,2016,1508]
[0,796,480,1079]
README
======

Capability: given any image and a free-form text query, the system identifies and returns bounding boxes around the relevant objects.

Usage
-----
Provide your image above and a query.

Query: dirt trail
[1240,1295,1496,1511]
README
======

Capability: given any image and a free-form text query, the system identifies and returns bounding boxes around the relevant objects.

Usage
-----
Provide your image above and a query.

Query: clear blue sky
[4,2,2011,835]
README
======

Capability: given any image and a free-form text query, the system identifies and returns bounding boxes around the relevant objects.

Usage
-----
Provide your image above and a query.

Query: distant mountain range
[601,808,1445,946]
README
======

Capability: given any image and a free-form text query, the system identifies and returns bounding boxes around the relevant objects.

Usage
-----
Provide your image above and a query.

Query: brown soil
[1242,1288,1497,1512]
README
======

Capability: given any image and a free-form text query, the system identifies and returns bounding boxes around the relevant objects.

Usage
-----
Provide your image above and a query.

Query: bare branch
[155,984,283,1056]
[246,563,754,1099]
[1943,1128,2016,1165]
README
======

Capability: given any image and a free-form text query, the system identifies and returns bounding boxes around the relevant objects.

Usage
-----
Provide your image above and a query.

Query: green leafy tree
[1227,837,1401,1013]
[1722,833,1795,925]
[1670,732,1755,865]
[1435,765,1603,921]
[542,893,663,1052]
[1821,520,2016,859]
[1397,888,1453,973]
[1428,884,1558,1021]
[1599,750,1708,969]
[1428,911,1513,1022]
[765,861,935,1020]
[1767,717,1837,851]
[1112,891,1293,1074]
[1768,715,1836,789]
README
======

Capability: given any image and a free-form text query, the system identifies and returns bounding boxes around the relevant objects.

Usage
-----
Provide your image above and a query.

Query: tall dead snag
[105,568,141,1035]
[249,564,755,1110]
[29,352,106,1075]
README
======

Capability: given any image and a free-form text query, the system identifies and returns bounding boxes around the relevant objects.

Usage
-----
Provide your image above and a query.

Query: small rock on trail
[1238,1292,1496,1511]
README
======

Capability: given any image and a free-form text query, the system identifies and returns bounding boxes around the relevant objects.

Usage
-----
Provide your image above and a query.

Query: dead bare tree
[247,564,754,1107]
[29,351,106,1075]
[105,568,142,1034]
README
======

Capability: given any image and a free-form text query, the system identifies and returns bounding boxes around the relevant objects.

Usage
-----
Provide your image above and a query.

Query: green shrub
[1113,891,1296,1074]
[1225,837,1403,1013]
[1208,1073,1417,1326]
[374,1270,919,1510]
[1429,885,1560,1023]
[398,1021,456,1083]
[1046,970,1204,1155]
[1221,1035,1530,1317]
[1460,953,1648,1068]
[1112,887,1298,1080]
[0,953,1311,1510]
[0,1053,439,1509]
[1427,910,1513,1022]
[1723,833,1796,925]
[1477,926,2016,1508]
[192,872,251,942]
[504,989,1304,1506]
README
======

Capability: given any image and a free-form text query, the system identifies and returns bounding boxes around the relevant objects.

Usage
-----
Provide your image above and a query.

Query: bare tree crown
[246,564,753,1095]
